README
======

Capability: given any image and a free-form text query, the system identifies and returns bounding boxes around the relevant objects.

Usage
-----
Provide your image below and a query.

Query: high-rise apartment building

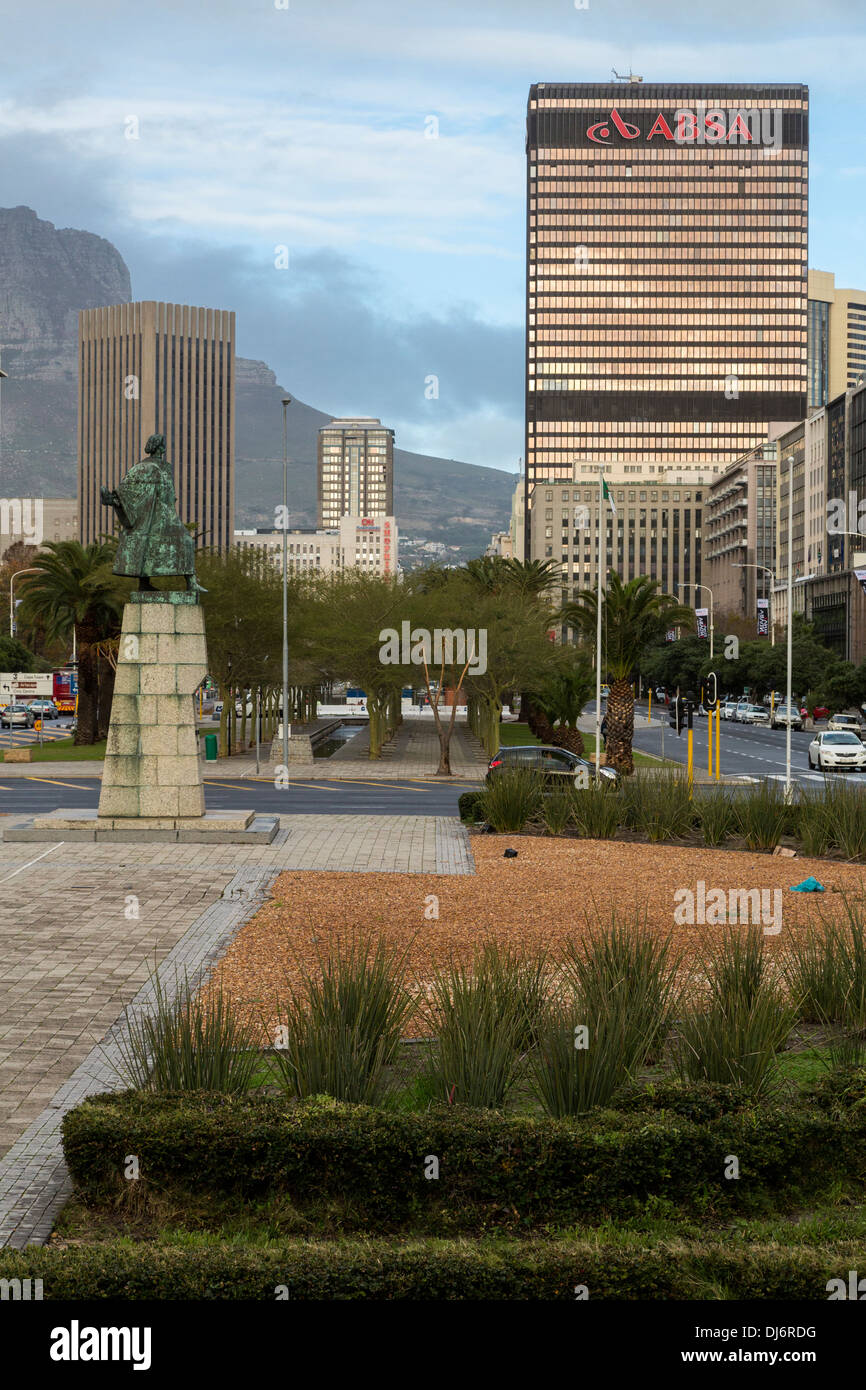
[317,418,394,526]
[704,442,778,624]
[525,81,809,559]
[807,270,866,408]
[78,302,235,551]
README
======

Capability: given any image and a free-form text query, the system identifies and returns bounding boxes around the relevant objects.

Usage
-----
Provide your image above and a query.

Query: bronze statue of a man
[101,434,205,596]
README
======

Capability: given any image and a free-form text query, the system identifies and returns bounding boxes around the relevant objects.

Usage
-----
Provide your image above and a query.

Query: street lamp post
[281,396,292,768]
[733,562,776,646]
[683,582,715,659]
[785,453,793,799]
[9,567,41,637]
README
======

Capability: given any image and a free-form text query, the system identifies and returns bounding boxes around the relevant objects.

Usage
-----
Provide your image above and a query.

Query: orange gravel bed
[205,838,866,1038]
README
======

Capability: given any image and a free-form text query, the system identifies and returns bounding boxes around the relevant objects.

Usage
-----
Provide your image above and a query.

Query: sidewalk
[0,814,475,1247]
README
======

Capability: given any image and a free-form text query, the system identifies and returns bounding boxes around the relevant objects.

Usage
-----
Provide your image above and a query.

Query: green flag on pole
[602,478,617,516]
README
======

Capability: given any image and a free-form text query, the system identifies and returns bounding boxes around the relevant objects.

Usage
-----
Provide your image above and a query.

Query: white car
[734,700,752,722]
[740,704,770,726]
[827,713,863,736]
[808,731,866,771]
[771,705,803,730]
[721,701,738,720]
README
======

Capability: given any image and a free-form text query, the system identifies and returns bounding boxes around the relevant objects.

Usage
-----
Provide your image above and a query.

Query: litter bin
[204,733,218,762]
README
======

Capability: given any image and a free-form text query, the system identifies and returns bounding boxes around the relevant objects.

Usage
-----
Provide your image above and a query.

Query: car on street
[27,699,60,720]
[771,704,803,730]
[828,713,863,736]
[486,745,618,787]
[734,699,752,722]
[654,687,666,701]
[808,730,866,771]
[801,703,830,721]
[739,704,770,726]
[0,704,35,729]
[721,700,738,720]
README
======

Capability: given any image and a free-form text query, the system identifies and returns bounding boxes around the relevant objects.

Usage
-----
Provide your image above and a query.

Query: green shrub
[271,937,415,1104]
[61,1090,866,1230]
[674,929,797,1096]
[477,768,542,833]
[113,973,259,1095]
[0,1237,848,1301]
[734,780,789,852]
[458,791,484,824]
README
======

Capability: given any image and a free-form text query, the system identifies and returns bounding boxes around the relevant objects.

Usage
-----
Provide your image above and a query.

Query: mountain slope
[0,207,514,557]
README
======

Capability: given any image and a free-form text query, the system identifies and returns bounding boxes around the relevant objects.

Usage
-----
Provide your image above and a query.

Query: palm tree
[527,653,595,757]
[561,574,693,774]
[16,540,128,744]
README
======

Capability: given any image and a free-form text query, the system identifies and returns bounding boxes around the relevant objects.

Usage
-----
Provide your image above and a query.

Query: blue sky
[1,0,865,470]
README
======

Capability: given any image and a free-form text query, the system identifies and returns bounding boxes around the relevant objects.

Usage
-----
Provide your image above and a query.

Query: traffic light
[674,696,685,735]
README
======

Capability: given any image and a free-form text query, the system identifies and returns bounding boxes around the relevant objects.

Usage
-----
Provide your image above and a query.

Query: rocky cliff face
[0,206,131,349]
[0,207,512,556]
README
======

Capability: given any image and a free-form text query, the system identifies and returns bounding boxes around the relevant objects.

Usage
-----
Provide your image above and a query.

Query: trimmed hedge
[0,1237,851,1300]
[458,791,484,823]
[62,1090,866,1231]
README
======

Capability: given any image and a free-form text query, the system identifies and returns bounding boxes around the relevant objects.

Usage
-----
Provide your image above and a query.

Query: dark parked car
[486,744,618,787]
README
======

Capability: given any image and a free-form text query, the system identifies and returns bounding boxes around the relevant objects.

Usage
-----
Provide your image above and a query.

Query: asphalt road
[633,711,860,787]
[0,773,472,818]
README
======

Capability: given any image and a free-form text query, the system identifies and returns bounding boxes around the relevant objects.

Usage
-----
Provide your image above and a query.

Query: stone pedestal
[2,592,280,844]
[98,593,206,821]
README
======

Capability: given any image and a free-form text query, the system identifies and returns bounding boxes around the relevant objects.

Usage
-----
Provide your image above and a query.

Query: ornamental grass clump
[674,928,796,1097]
[477,767,543,833]
[114,972,260,1095]
[271,936,415,1105]
[532,914,679,1117]
[698,790,736,847]
[733,780,790,852]
[633,770,694,842]
[428,949,535,1109]
[783,897,866,1067]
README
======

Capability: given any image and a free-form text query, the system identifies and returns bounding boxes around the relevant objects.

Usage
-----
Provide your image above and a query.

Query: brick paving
[0,815,475,1247]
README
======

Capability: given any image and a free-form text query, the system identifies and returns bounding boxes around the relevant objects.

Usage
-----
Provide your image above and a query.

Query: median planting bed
[11,838,866,1301]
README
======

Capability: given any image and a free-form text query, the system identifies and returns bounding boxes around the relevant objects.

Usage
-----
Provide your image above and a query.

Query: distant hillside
[0,207,514,561]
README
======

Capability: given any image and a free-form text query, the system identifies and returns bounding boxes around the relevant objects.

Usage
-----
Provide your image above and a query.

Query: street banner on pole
[757,598,770,637]
[695,608,709,639]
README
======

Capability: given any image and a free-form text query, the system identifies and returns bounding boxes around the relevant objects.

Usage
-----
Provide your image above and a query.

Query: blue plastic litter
[789,877,825,893]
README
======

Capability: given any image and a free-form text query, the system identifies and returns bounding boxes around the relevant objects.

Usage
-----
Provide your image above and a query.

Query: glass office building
[525,81,809,558]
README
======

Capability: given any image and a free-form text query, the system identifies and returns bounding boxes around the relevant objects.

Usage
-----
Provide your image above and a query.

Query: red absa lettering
[646,113,674,141]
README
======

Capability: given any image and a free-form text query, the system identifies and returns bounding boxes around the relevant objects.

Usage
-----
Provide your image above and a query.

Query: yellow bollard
[708,706,713,778]
[648,689,652,722]
[715,702,721,781]
[687,725,694,795]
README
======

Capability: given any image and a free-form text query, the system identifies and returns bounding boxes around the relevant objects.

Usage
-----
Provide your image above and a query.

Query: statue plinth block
[98,599,207,821]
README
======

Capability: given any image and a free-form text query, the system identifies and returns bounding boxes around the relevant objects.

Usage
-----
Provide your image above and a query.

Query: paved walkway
[0,815,475,1247]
